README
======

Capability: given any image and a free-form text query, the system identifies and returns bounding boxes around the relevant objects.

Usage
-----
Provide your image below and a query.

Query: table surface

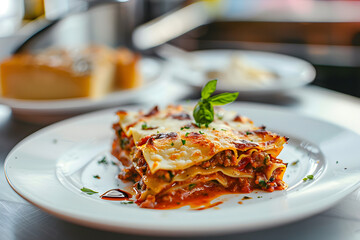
[1,85,360,240]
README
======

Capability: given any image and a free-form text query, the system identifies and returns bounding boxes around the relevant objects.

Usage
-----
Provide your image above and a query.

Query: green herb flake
[221,129,227,131]
[199,130,204,134]
[291,160,300,166]
[212,128,216,130]
[120,201,134,204]
[93,175,100,179]
[141,122,148,130]
[80,187,98,195]
[246,131,251,135]
[242,196,252,200]
[111,161,117,166]
[180,127,184,130]
[257,196,263,199]
[98,157,108,165]
[185,132,189,137]
[120,138,129,149]
[181,139,186,145]
[336,161,338,164]
[193,80,239,126]
[258,180,267,188]
[171,142,174,146]
[184,126,190,129]
[189,183,196,190]
[263,155,270,165]
[303,175,314,182]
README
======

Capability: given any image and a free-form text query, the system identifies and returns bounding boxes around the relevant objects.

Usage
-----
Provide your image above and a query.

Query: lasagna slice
[112,105,288,209]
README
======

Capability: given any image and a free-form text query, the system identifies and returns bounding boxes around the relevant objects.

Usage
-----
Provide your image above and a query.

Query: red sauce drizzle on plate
[193,201,223,210]
[100,189,132,201]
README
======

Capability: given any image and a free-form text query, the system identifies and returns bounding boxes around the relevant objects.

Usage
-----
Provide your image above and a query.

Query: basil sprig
[193,80,239,127]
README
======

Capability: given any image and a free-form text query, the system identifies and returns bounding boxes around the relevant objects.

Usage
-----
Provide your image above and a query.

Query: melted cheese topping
[117,105,287,173]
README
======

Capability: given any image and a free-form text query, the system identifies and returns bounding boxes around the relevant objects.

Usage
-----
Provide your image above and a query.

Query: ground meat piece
[139,195,156,208]
[250,151,269,168]
[199,150,236,168]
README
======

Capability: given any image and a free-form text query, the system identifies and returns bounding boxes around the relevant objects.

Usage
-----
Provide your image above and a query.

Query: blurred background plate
[168,49,316,96]
[0,57,192,124]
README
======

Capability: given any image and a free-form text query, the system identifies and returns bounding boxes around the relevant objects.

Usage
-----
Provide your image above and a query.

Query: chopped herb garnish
[98,157,108,165]
[258,180,267,187]
[120,201,134,204]
[246,131,251,135]
[336,161,338,164]
[199,130,204,134]
[221,129,227,131]
[171,142,174,146]
[291,160,300,166]
[242,196,251,200]
[303,175,314,181]
[181,139,186,145]
[93,175,100,179]
[193,80,238,127]
[185,132,189,137]
[269,177,275,182]
[189,183,196,190]
[184,126,190,129]
[180,127,184,130]
[80,187,98,195]
[263,155,270,165]
[111,161,117,166]
[213,128,216,130]
[120,138,129,149]
[257,196,263,198]
[157,131,160,133]
[141,122,155,130]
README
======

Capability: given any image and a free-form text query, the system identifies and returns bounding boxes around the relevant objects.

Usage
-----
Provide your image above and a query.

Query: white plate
[169,50,316,95]
[0,58,174,123]
[5,102,360,236]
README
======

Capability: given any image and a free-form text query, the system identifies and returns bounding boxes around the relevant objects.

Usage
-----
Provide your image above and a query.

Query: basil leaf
[193,100,214,125]
[201,79,217,99]
[208,92,239,105]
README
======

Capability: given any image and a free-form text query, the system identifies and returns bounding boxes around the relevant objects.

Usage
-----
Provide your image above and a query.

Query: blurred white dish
[169,50,316,95]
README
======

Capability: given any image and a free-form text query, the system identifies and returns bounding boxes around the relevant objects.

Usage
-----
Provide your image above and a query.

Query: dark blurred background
[2,0,360,97]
